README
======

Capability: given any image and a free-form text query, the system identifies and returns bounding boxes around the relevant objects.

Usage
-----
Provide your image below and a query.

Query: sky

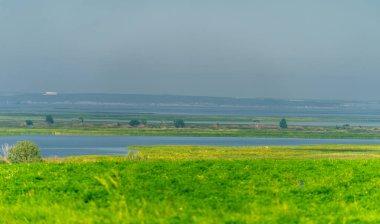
[0,0,379,100]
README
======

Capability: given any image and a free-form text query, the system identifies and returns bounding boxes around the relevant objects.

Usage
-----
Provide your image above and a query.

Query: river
[1,135,380,157]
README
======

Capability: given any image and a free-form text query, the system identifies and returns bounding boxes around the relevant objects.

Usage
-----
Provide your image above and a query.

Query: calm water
[1,135,380,157]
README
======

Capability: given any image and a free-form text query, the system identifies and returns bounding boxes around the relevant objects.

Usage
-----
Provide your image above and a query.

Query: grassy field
[1,112,380,139]
[1,126,380,140]
[2,145,380,223]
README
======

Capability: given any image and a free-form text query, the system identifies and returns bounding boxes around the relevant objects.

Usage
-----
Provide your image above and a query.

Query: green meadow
[0,112,380,139]
[1,126,380,139]
[2,145,380,223]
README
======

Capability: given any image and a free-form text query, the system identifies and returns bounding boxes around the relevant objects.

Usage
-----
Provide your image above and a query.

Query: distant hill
[0,93,351,107]
[0,93,378,118]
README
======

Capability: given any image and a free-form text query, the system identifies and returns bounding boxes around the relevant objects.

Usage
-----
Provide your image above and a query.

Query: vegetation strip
[0,113,380,139]
[2,145,380,223]
[1,126,380,140]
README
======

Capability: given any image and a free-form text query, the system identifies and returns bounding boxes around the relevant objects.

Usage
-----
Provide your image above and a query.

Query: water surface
[1,135,380,157]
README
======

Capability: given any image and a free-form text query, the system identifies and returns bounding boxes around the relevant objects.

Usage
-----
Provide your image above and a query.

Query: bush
[129,120,141,127]
[279,118,288,129]
[46,115,54,125]
[8,141,42,163]
[174,119,185,128]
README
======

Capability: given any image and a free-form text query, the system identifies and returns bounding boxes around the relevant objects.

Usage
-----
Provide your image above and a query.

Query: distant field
[1,126,380,140]
[1,113,380,124]
[1,113,380,139]
[2,145,380,223]
[131,144,380,160]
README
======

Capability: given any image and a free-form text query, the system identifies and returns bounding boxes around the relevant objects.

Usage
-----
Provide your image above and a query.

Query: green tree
[279,118,288,129]
[46,115,54,125]
[25,120,33,126]
[174,119,185,128]
[129,120,141,127]
[8,141,42,163]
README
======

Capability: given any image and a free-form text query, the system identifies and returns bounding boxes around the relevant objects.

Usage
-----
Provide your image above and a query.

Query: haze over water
[0,1,379,100]
[1,93,380,119]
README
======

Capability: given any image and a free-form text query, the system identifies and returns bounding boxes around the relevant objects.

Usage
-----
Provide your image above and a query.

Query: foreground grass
[3,145,380,223]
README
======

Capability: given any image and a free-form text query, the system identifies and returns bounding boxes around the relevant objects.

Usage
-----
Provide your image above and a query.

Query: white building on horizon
[43,92,58,96]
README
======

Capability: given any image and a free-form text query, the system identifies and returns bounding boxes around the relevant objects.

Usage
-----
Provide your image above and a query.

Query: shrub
[46,115,54,125]
[129,120,141,127]
[174,119,185,128]
[279,118,288,129]
[25,120,33,126]
[8,141,42,163]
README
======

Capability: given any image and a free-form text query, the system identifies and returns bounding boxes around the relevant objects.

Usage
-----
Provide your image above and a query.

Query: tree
[174,119,185,128]
[25,120,33,126]
[279,118,288,129]
[129,120,141,127]
[46,115,54,125]
[8,141,42,163]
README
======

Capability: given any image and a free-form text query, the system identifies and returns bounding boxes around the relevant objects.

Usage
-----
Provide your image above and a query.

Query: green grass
[131,144,380,160]
[1,126,380,140]
[2,145,380,223]
[1,112,380,139]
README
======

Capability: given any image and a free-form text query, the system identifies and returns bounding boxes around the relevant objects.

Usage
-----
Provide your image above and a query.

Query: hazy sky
[0,1,379,100]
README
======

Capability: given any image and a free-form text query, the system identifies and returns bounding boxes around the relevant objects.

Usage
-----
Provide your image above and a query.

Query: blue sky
[0,1,379,99]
